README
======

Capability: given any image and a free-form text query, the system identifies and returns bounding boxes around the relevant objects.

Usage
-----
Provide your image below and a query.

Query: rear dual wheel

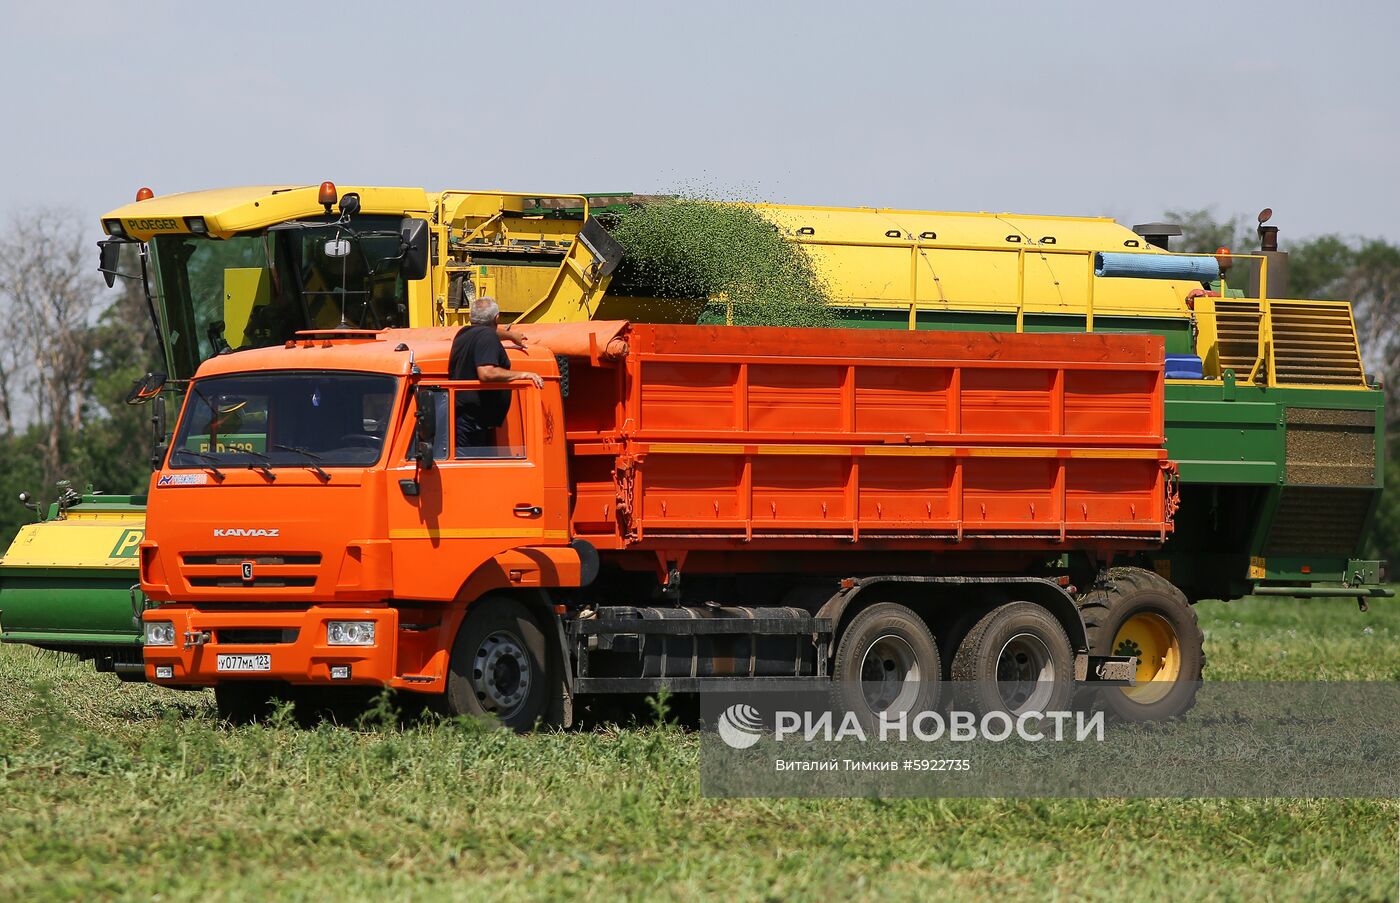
[950,602,1075,716]
[833,600,1079,722]
[833,603,942,724]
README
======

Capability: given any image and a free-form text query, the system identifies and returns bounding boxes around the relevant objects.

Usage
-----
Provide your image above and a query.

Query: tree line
[0,208,1394,565]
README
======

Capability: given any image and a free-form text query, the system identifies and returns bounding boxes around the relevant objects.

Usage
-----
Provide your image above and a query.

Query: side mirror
[414,386,439,470]
[125,371,167,405]
[323,238,353,258]
[149,395,167,470]
[400,218,430,281]
[98,239,123,288]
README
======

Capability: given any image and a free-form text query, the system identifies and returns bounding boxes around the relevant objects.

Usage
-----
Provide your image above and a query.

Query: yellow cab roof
[103,185,431,240]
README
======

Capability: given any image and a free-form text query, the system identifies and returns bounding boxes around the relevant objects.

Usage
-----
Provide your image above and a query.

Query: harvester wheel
[832,602,941,725]
[213,681,280,725]
[1077,567,1203,721]
[444,596,553,731]
[950,602,1074,716]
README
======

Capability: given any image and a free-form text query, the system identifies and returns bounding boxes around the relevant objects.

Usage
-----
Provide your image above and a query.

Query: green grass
[1,596,1397,901]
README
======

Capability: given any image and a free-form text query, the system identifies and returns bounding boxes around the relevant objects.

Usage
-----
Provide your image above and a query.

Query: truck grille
[183,554,321,566]
[217,628,300,645]
[180,553,322,590]
[188,576,318,588]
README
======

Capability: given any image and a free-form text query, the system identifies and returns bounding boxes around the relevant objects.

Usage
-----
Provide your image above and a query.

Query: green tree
[0,214,158,548]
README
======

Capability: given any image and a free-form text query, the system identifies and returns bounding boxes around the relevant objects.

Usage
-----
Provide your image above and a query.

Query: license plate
[217,653,271,672]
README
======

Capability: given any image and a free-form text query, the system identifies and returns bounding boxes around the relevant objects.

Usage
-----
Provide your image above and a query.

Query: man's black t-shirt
[449,325,511,436]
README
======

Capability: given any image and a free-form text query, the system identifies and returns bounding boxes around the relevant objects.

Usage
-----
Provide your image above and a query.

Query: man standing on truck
[449,296,544,452]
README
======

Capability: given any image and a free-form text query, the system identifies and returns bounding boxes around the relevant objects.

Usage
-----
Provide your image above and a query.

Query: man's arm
[477,364,544,389]
[496,326,528,349]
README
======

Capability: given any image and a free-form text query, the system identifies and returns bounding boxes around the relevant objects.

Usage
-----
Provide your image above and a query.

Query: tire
[442,595,555,731]
[214,681,281,724]
[1077,567,1204,721]
[832,602,941,725]
[950,602,1074,716]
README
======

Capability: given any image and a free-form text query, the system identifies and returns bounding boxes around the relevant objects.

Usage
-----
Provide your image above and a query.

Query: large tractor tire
[950,601,1075,716]
[833,602,942,726]
[443,595,556,731]
[1078,567,1204,721]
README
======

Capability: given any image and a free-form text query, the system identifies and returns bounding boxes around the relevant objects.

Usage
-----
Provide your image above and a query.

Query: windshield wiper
[272,444,330,482]
[172,449,226,481]
[228,448,276,482]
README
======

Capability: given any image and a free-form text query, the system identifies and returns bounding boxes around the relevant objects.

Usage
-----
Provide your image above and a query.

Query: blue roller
[1094,252,1220,282]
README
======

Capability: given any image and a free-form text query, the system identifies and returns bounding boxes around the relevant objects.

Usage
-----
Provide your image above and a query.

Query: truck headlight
[327,620,376,646]
[144,621,176,646]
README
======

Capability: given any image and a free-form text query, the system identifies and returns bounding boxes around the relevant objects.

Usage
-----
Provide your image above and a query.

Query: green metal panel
[0,570,141,644]
[1165,394,1284,485]
[0,631,142,646]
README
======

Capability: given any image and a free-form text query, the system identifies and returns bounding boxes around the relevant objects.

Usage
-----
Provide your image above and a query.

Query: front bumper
[142,605,398,687]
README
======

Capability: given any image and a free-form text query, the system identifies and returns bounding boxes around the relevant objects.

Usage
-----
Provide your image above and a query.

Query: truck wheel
[832,603,941,723]
[444,596,553,731]
[1078,567,1203,721]
[951,602,1074,716]
[214,682,279,725]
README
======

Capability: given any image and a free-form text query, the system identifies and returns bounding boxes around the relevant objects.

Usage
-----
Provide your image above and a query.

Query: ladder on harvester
[1213,299,1367,387]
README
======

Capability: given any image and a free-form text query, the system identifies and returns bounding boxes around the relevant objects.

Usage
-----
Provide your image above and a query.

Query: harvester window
[148,215,412,381]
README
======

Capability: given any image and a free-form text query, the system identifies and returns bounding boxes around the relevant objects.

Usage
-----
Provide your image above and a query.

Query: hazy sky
[2,1,1397,244]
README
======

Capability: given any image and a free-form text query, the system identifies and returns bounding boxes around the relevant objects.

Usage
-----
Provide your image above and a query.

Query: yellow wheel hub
[1112,612,1180,704]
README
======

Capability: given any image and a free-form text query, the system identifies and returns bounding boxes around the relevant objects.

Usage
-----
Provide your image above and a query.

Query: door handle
[513,504,543,518]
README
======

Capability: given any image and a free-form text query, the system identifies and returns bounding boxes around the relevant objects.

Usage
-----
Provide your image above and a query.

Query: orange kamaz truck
[139,322,1185,727]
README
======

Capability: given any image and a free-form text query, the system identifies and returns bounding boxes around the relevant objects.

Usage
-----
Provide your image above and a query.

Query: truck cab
[139,328,582,708]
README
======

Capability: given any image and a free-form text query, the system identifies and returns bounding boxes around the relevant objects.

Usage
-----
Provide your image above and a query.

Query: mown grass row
[0,595,1395,901]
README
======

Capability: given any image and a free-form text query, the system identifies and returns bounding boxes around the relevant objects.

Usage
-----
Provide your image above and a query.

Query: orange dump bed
[557,324,1171,550]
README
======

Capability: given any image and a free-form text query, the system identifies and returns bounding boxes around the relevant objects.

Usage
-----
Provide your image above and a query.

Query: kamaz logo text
[213,528,280,538]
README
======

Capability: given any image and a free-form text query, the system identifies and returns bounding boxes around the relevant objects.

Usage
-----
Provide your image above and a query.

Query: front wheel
[832,602,942,726]
[442,596,555,731]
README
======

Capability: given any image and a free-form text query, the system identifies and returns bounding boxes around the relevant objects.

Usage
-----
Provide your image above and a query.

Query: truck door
[386,383,550,601]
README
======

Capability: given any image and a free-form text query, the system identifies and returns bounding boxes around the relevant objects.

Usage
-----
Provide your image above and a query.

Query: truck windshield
[169,372,398,469]
[149,215,411,379]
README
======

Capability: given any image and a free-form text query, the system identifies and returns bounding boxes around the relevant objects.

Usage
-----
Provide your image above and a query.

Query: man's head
[469,296,500,327]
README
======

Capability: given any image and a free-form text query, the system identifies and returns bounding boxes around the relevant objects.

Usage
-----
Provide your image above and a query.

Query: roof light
[184,216,208,235]
[318,181,338,210]
[1215,246,1232,271]
[103,218,127,238]
[135,187,154,202]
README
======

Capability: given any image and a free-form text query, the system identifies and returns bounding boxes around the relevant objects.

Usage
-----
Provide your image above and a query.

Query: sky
[1,1,1397,244]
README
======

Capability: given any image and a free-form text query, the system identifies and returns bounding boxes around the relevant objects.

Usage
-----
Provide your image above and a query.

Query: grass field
[1,596,1397,902]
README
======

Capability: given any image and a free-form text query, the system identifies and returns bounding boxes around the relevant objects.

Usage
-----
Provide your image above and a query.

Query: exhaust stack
[1247,207,1289,298]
